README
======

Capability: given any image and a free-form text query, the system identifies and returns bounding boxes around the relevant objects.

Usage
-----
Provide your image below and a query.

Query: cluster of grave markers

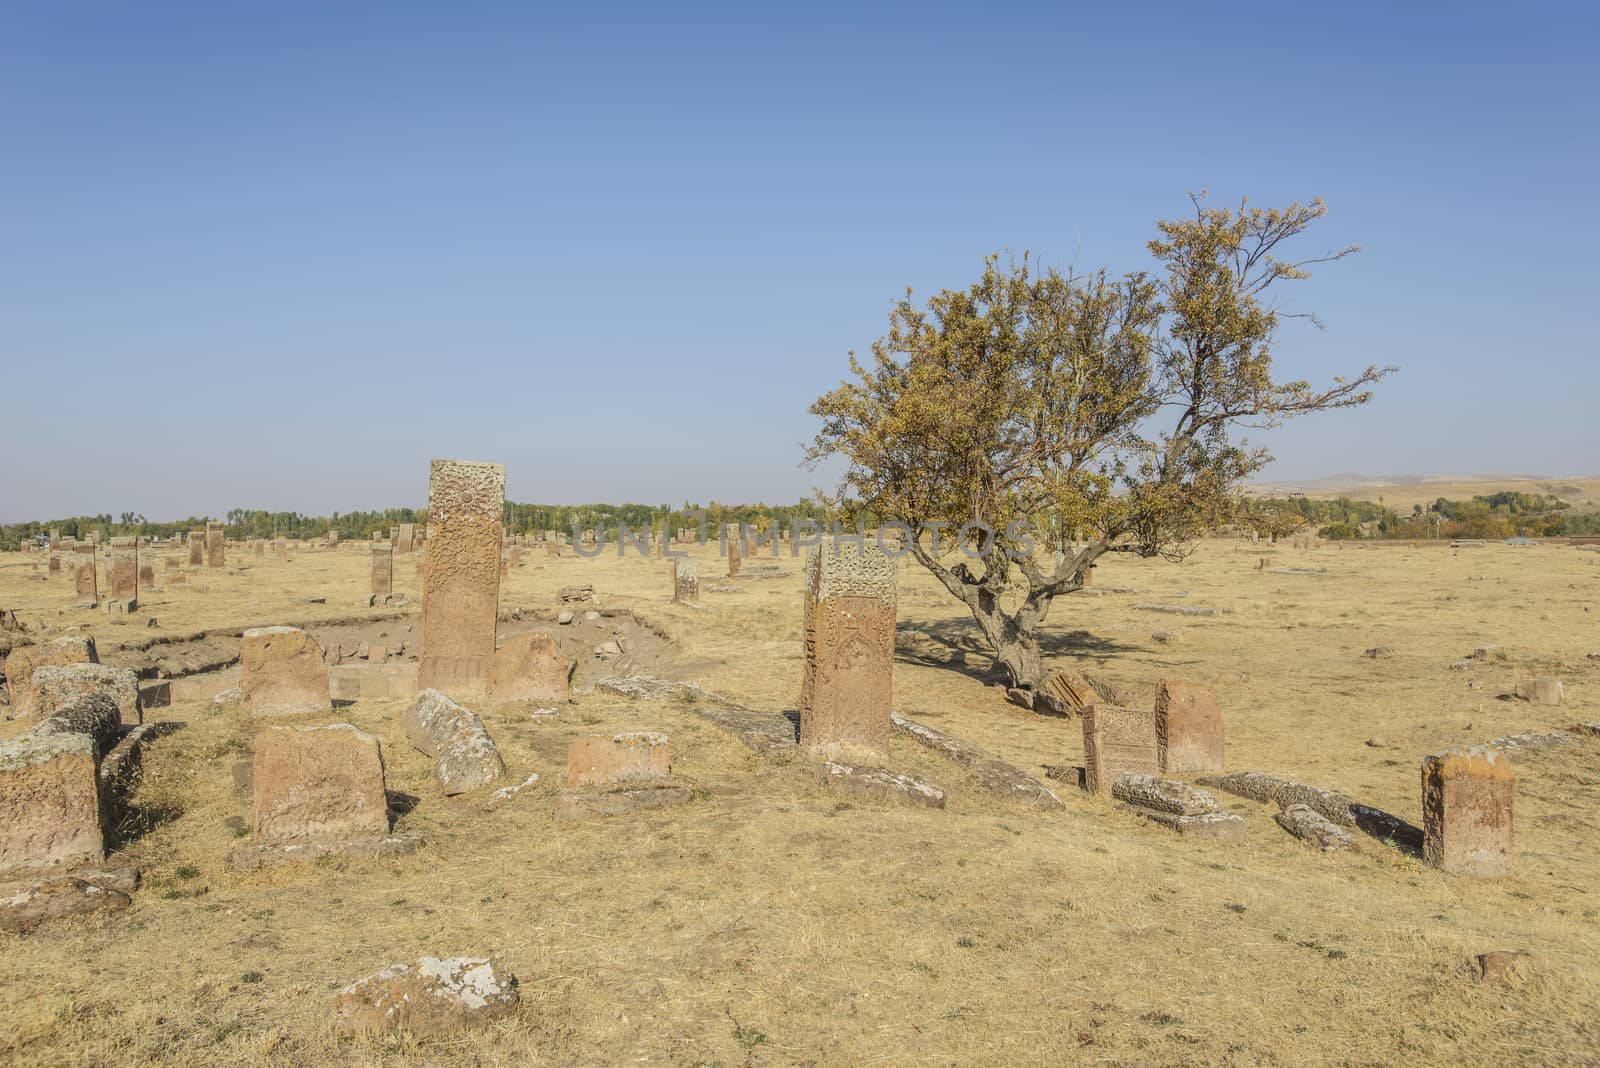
[2,459,1527,928]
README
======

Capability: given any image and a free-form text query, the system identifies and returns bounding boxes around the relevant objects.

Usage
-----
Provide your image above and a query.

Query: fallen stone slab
[818,762,946,808]
[0,866,138,931]
[1514,678,1564,706]
[1198,770,1421,851]
[891,713,1064,809]
[1274,803,1354,851]
[31,691,122,755]
[1118,804,1246,841]
[334,956,519,1037]
[1133,604,1232,617]
[554,784,694,820]
[691,705,798,755]
[402,690,506,796]
[597,674,703,702]
[568,732,670,787]
[1111,773,1219,817]
[229,834,423,871]
[30,664,140,726]
[1484,730,1582,752]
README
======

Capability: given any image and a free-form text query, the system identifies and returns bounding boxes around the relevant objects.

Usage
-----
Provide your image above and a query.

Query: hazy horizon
[3,4,1596,522]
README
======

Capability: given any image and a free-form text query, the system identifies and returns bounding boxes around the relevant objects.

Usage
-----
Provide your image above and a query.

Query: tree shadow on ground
[894,617,1134,687]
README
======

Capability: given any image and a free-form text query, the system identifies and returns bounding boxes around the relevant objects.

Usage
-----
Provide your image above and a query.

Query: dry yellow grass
[0,537,1597,1065]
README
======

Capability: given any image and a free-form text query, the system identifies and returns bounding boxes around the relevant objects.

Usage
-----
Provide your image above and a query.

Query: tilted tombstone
[418,459,505,695]
[1081,704,1159,794]
[799,544,897,763]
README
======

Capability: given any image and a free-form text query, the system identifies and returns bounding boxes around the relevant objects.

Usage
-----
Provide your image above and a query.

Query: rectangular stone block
[567,732,671,787]
[1081,704,1159,793]
[251,724,389,844]
[275,540,287,561]
[396,523,416,554]
[4,637,98,719]
[73,545,98,605]
[799,545,896,764]
[673,557,698,604]
[371,542,394,596]
[1155,680,1225,774]
[189,529,205,565]
[0,734,104,876]
[1422,746,1513,876]
[727,533,742,577]
[107,538,138,605]
[241,626,330,714]
[30,663,140,727]
[418,459,504,695]
[206,523,225,568]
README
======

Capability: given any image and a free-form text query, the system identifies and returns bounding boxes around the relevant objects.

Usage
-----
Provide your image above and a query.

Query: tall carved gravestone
[799,544,897,763]
[107,537,138,607]
[73,544,98,605]
[189,528,205,565]
[396,524,416,555]
[275,540,288,562]
[206,523,225,568]
[371,541,394,596]
[1081,704,1159,793]
[727,531,742,577]
[418,459,505,695]
[48,527,61,551]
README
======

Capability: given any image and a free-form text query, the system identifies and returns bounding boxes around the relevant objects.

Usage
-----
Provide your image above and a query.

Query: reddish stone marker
[1155,680,1225,774]
[72,544,98,605]
[371,541,393,596]
[418,459,505,695]
[189,528,205,565]
[206,522,225,568]
[0,734,103,874]
[799,544,897,764]
[252,724,389,844]
[1422,746,1513,876]
[567,732,671,788]
[107,537,138,606]
[1081,704,1159,794]
[241,626,331,714]
[487,632,570,704]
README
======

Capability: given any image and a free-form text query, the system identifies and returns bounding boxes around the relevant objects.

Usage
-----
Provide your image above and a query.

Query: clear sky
[2,2,1596,522]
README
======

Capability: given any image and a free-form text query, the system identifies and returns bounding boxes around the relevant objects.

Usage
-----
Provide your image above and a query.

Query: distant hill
[1245,473,1600,512]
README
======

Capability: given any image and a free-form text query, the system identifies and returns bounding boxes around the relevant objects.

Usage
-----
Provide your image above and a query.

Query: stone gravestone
[418,459,505,695]
[396,523,416,555]
[1422,746,1513,876]
[107,538,138,607]
[799,544,897,763]
[255,541,265,558]
[206,523,225,568]
[241,627,331,714]
[1081,704,1159,793]
[371,542,394,597]
[48,554,61,575]
[0,734,104,874]
[48,527,61,551]
[139,563,156,588]
[276,540,287,562]
[251,725,389,846]
[73,545,98,605]
[189,528,205,566]
[674,557,698,604]
[1155,680,1225,774]
[727,531,742,577]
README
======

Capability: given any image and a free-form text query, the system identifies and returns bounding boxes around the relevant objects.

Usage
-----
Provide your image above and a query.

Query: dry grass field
[1,536,1597,1066]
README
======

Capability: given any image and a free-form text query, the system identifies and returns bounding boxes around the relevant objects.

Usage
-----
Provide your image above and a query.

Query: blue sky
[2,2,1596,521]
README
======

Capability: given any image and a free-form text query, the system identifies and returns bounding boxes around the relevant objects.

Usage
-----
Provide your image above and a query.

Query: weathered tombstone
[371,542,393,597]
[275,539,287,562]
[139,563,156,588]
[546,541,559,558]
[250,724,389,845]
[48,527,61,551]
[487,632,570,704]
[31,663,140,726]
[673,556,698,604]
[48,553,61,575]
[240,627,331,714]
[1155,680,1225,774]
[396,523,416,554]
[401,689,506,794]
[255,541,265,558]
[206,522,225,568]
[189,528,205,565]
[799,544,897,763]
[3,636,98,719]
[1081,704,1159,793]
[1422,746,1514,876]
[0,734,103,874]
[727,532,742,577]
[72,544,98,605]
[418,459,505,695]
[107,537,138,607]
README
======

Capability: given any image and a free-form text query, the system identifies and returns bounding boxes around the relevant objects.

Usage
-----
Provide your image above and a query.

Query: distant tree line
[1240,492,1583,541]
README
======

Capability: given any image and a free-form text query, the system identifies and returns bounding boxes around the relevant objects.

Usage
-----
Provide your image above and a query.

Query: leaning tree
[806,195,1392,690]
